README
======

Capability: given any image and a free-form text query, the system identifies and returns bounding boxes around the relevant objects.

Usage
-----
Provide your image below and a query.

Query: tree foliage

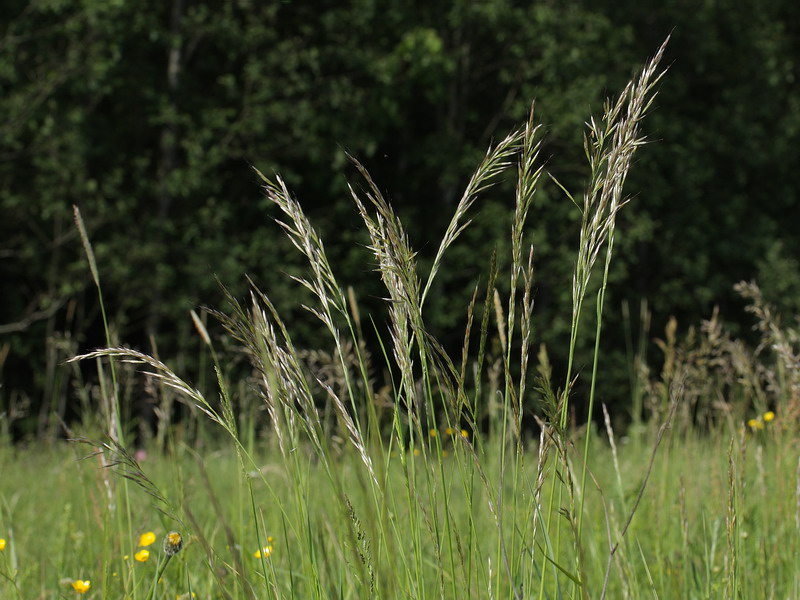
[1,0,797,435]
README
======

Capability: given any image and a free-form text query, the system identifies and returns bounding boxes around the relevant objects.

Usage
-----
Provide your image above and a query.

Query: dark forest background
[1,0,798,439]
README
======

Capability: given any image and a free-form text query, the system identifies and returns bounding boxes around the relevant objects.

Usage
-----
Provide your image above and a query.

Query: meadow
[1,416,798,599]
[1,38,799,599]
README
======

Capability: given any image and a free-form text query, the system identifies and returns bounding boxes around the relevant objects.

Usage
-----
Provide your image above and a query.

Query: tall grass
[53,39,679,599]
[2,277,799,598]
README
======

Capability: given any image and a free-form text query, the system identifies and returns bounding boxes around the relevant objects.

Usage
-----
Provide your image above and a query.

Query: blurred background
[1,0,798,440]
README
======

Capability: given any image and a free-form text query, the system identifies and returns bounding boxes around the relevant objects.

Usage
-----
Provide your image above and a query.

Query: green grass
[2,36,799,599]
[1,424,798,598]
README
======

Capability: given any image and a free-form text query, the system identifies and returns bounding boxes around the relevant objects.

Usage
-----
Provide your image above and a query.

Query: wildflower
[123,554,129,561]
[444,427,454,436]
[764,411,775,422]
[413,448,421,456]
[139,531,156,547]
[0,538,5,551]
[747,418,764,431]
[460,429,469,438]
[254,545,273,559]
[134,549,150,562]
[71,580,91,594]
[164,531,183,556]
[441,450,449,458]
[429,428,438,438]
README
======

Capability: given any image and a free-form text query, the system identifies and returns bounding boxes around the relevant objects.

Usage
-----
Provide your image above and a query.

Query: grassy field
[2,37,799,599]
[1,421,798,598]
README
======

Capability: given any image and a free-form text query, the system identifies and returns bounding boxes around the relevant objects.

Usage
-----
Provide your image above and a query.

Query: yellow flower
[413,448,421,456]
[429,428,438,437]
[164,531,183,556]
[71,580,91,594]
[747,418,764,431]
[460,429,469,438]
[444,427,454,436]
[134,549,150,562]
[764,411,775,422]
[0,538,5,551]
[441,450,449,458]
[139,531,156,547]
[254,545,273,559]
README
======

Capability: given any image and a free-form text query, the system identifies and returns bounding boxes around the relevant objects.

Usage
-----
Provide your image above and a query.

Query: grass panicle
[53,37,800,600]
